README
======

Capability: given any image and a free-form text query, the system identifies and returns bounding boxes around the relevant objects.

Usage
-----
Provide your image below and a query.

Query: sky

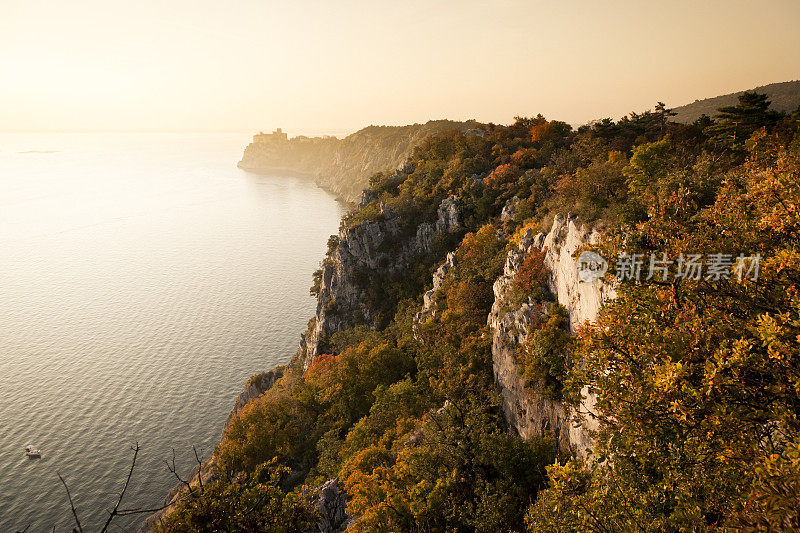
[1,0,798,134]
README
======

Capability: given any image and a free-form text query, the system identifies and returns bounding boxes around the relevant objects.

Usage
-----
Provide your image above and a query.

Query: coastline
[237,163,355,207]
[141,164,346,531]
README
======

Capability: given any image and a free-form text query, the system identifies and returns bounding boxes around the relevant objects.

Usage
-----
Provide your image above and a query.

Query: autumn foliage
[161,94,800,531]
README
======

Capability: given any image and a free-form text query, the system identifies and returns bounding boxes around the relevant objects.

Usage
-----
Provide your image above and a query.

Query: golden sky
[1,0,798,133]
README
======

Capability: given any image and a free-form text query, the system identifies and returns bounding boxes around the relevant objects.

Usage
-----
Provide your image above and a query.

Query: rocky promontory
[238,120,480,203]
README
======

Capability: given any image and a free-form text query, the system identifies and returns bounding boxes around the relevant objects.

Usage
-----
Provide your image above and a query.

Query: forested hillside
[156,92,800,531]
[671,80,799,123]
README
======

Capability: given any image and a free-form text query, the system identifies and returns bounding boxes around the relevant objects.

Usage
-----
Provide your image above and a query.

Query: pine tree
[655,101,677,131]
[704,91,780,148]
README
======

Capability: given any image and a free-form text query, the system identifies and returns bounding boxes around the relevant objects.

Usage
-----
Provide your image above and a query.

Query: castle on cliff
[254,128,288,144]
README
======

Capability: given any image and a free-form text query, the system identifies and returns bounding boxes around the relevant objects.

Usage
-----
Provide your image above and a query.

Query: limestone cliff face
[538,215,616,330]
[238,120,479,203]
[298,195,461,369]
[488,213,614,456]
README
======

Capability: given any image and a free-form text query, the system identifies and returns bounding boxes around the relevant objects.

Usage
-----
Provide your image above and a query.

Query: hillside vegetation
[160,92,800,531]
[671,80,799,123]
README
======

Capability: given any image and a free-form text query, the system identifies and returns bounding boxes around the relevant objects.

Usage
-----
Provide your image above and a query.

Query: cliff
[488,213,614,457]
[238,120,480,203]
[297,193,462,369]
[409,208,613,457]
[297,196,616,455]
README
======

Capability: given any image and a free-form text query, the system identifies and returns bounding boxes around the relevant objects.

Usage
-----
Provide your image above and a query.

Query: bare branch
[100,442,140,533]
[53,443,202,532]
[192,446,204,493]
[166,447,198,501]
[57,471,84,533]
[114,504,169,516]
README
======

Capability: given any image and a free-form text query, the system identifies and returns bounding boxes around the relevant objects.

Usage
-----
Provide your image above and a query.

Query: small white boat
[24,445,41,458]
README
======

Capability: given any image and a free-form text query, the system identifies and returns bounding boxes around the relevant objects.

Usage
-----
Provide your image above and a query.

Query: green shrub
[518,304,571,400]
[155,459,318,532]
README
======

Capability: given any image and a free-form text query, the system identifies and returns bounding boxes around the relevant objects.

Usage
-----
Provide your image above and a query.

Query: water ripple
[0,132,343,531]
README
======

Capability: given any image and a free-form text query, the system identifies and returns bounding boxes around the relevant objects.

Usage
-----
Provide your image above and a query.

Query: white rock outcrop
[415,251,457,322]
[488,214,614,456]
[500,196,521,222]
[308,478,350,533]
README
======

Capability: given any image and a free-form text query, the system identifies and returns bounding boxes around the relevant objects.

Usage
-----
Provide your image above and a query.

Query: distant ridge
[238,119,480,203]
[671,80,800,123]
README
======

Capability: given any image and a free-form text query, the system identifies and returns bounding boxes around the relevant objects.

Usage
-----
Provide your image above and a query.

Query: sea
[0,132,345,531]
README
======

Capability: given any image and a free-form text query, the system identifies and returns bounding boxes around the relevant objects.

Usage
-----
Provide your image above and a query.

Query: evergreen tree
[704,91,780,148]
[655,101,677,131]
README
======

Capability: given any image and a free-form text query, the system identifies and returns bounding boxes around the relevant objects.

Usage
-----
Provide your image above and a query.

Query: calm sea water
[0,133,344,531]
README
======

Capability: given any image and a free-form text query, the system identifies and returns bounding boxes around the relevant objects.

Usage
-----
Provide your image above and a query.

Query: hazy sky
[1,0,798,133]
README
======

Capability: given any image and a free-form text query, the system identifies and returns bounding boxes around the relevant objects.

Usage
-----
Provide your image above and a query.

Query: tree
[655,101,677,131]
[704,91,781,148]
